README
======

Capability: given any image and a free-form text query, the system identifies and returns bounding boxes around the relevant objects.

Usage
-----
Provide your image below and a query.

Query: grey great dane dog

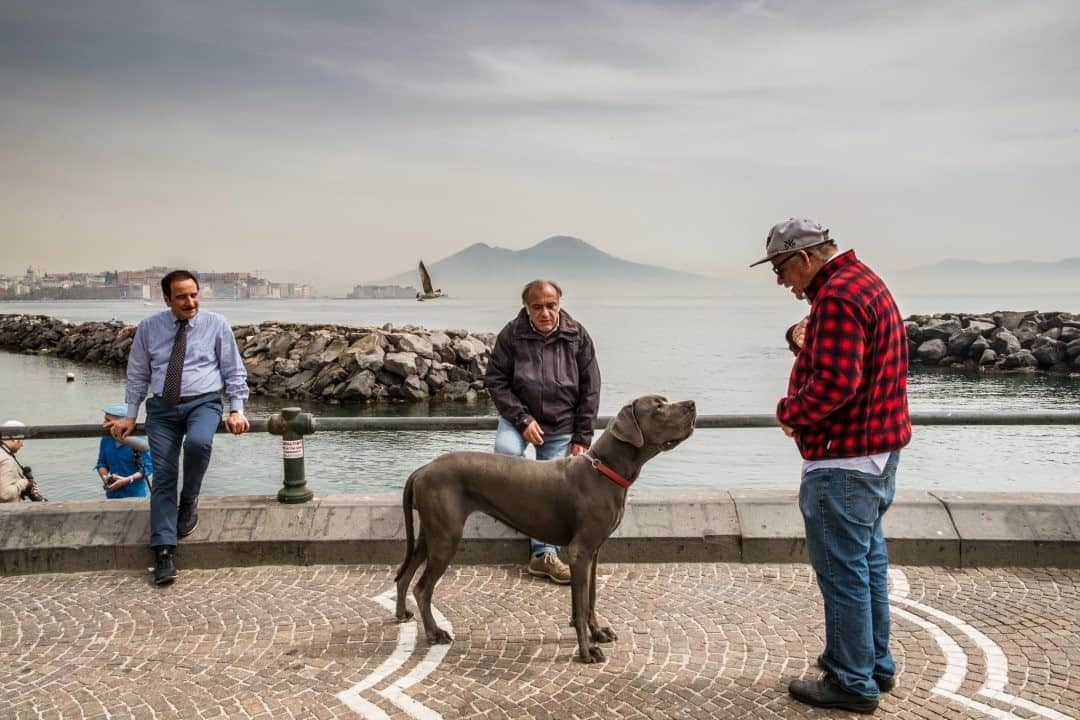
[394,394,696,663]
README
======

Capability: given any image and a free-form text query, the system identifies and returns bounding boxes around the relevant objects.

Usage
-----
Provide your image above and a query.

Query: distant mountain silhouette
[382,236,722,298]
[894,257,1080,294]
[902,257,1080,274]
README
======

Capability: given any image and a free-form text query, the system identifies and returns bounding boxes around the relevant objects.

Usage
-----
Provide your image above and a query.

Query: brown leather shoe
[527,552,571,584]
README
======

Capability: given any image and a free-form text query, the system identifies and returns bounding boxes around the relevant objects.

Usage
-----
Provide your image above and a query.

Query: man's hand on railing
[225,411,250,435]
[107,416,136,440]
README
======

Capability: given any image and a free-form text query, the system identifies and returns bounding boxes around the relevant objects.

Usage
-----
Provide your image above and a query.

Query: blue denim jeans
[145,392,222,548]
[493,416,572,557]
[799,450,900,700]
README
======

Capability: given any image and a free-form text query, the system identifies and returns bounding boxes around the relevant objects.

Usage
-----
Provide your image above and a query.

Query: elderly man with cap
[0,420,46,503]
[96,405,152,499]
[751,218,911,714]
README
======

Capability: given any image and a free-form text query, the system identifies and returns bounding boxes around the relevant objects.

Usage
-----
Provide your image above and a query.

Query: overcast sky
[2,0,1077,294]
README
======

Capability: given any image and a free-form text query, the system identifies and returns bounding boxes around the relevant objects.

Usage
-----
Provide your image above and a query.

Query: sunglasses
[771,251,802,276]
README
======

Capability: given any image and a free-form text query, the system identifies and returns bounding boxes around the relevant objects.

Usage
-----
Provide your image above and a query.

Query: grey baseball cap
[749,217,831,267]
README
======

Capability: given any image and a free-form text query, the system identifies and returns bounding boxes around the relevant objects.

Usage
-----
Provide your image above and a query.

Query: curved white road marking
[890,569,1074,720]
[336,588,452,720]
[376,602,452,720]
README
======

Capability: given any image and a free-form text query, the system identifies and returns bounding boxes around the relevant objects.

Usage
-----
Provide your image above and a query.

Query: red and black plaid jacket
[777,250,911,460]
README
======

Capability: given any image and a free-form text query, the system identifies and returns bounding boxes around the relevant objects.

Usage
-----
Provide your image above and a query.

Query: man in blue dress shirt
[108,269,250,586]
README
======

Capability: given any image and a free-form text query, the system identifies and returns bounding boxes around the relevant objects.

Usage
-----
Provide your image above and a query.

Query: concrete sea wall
[1,491,1077,574]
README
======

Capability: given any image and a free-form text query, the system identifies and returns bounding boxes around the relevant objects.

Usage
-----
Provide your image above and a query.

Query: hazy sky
[2,0,1078,294]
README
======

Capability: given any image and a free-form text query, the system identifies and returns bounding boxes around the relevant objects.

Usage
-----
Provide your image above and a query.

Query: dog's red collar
[585,452,632,489]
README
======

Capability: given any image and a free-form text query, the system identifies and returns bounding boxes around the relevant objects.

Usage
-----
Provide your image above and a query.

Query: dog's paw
[428,628,453,644]
[395,610,414,623]
[591,626,617,643]
[578,645,606,664]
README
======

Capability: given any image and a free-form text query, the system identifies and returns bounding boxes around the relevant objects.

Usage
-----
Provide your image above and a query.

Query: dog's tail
[394,470,418,582]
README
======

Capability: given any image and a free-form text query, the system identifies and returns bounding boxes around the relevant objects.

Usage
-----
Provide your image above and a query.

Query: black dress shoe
[177,498,199,538]
[153,547,177,586]
[789,677,878,714]
[817,654,896,692]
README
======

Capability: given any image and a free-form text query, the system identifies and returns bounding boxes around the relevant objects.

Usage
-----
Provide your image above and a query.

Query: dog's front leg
[587,551,617,644]
[568,545,604,663]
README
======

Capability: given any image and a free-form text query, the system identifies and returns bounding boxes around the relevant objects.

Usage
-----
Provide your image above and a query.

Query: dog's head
[606,394,696,451]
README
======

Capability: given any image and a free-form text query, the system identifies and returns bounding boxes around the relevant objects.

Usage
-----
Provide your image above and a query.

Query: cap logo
[783,238,796,249]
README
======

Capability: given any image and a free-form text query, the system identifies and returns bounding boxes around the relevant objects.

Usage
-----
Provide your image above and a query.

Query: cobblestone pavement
[1,563,1077,720]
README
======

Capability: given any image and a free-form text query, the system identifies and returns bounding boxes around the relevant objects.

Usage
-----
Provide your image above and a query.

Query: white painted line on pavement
[377,603,453,720]
[890,570,1074,720]
[336,588,451,720]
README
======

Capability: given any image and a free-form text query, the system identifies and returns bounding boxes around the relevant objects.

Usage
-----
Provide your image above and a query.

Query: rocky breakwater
[907,311,1080,375]
[235,322,495,403]
[0,314,496,403]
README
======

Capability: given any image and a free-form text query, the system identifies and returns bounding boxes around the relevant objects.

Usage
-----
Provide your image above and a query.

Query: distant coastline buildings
[346,284,418,299]
[0,266,314,300]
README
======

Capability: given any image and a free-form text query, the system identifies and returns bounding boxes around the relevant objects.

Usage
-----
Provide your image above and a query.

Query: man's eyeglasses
[771,252,800,276]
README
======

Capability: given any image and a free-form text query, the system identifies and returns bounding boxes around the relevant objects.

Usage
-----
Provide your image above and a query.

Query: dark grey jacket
[484,308,601,447]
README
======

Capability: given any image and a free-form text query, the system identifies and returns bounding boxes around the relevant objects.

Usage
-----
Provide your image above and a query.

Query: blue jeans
[799,451,900,700]
[493,416,572,557]
[145,393,222,548]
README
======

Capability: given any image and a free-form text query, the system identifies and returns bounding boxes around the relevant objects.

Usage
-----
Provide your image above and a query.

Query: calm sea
[2,291,1079,502]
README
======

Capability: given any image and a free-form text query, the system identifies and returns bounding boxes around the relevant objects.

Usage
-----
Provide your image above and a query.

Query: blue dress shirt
[125,309,249,417]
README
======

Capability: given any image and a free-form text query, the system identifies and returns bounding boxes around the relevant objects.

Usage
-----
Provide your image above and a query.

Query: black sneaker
[789,677,878,714]
[177,498,199,538]
[153,547,177,586]
[817,654,895,692]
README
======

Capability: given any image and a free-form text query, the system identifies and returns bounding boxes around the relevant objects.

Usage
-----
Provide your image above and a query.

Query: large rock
[274,357,300,377]
[400,375,429,400]
[453,337,487,362]
[383,351,419,377]
[1066,337,1080,361]
[267,331,297,358]
[1002,350,1038,369]
[916,339,948,363]
[919,319,962,342]
[992,311,1037,332]
[319,336,349,364]
[394,333,434,359]
[990,330,1021,356]
[978,349,997,365]
[347,333,386,372]
[299,333,331,370]
[1014,321,1040,348]
[339,369,376,400]
[312,363,348,394]
[966,320,996,335]
[1030,337,1066,368]
[947,327,982,358]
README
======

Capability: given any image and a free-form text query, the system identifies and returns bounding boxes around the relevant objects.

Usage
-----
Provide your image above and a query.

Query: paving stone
[0,563,1077,719]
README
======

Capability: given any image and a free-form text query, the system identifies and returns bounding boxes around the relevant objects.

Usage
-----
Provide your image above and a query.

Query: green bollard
[268,407,316,503]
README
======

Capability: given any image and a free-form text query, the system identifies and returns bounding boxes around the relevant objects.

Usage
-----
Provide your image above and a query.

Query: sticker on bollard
[282,439,304,459]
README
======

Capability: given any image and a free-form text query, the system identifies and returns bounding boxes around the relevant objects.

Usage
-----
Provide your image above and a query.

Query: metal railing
[4,410,1078,502]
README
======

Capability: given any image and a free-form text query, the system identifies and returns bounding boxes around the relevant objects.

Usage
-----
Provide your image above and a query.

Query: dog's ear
[608,401,644,448]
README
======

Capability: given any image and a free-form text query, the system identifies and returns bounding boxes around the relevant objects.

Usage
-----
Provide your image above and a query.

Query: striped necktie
[162,319,189,406]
